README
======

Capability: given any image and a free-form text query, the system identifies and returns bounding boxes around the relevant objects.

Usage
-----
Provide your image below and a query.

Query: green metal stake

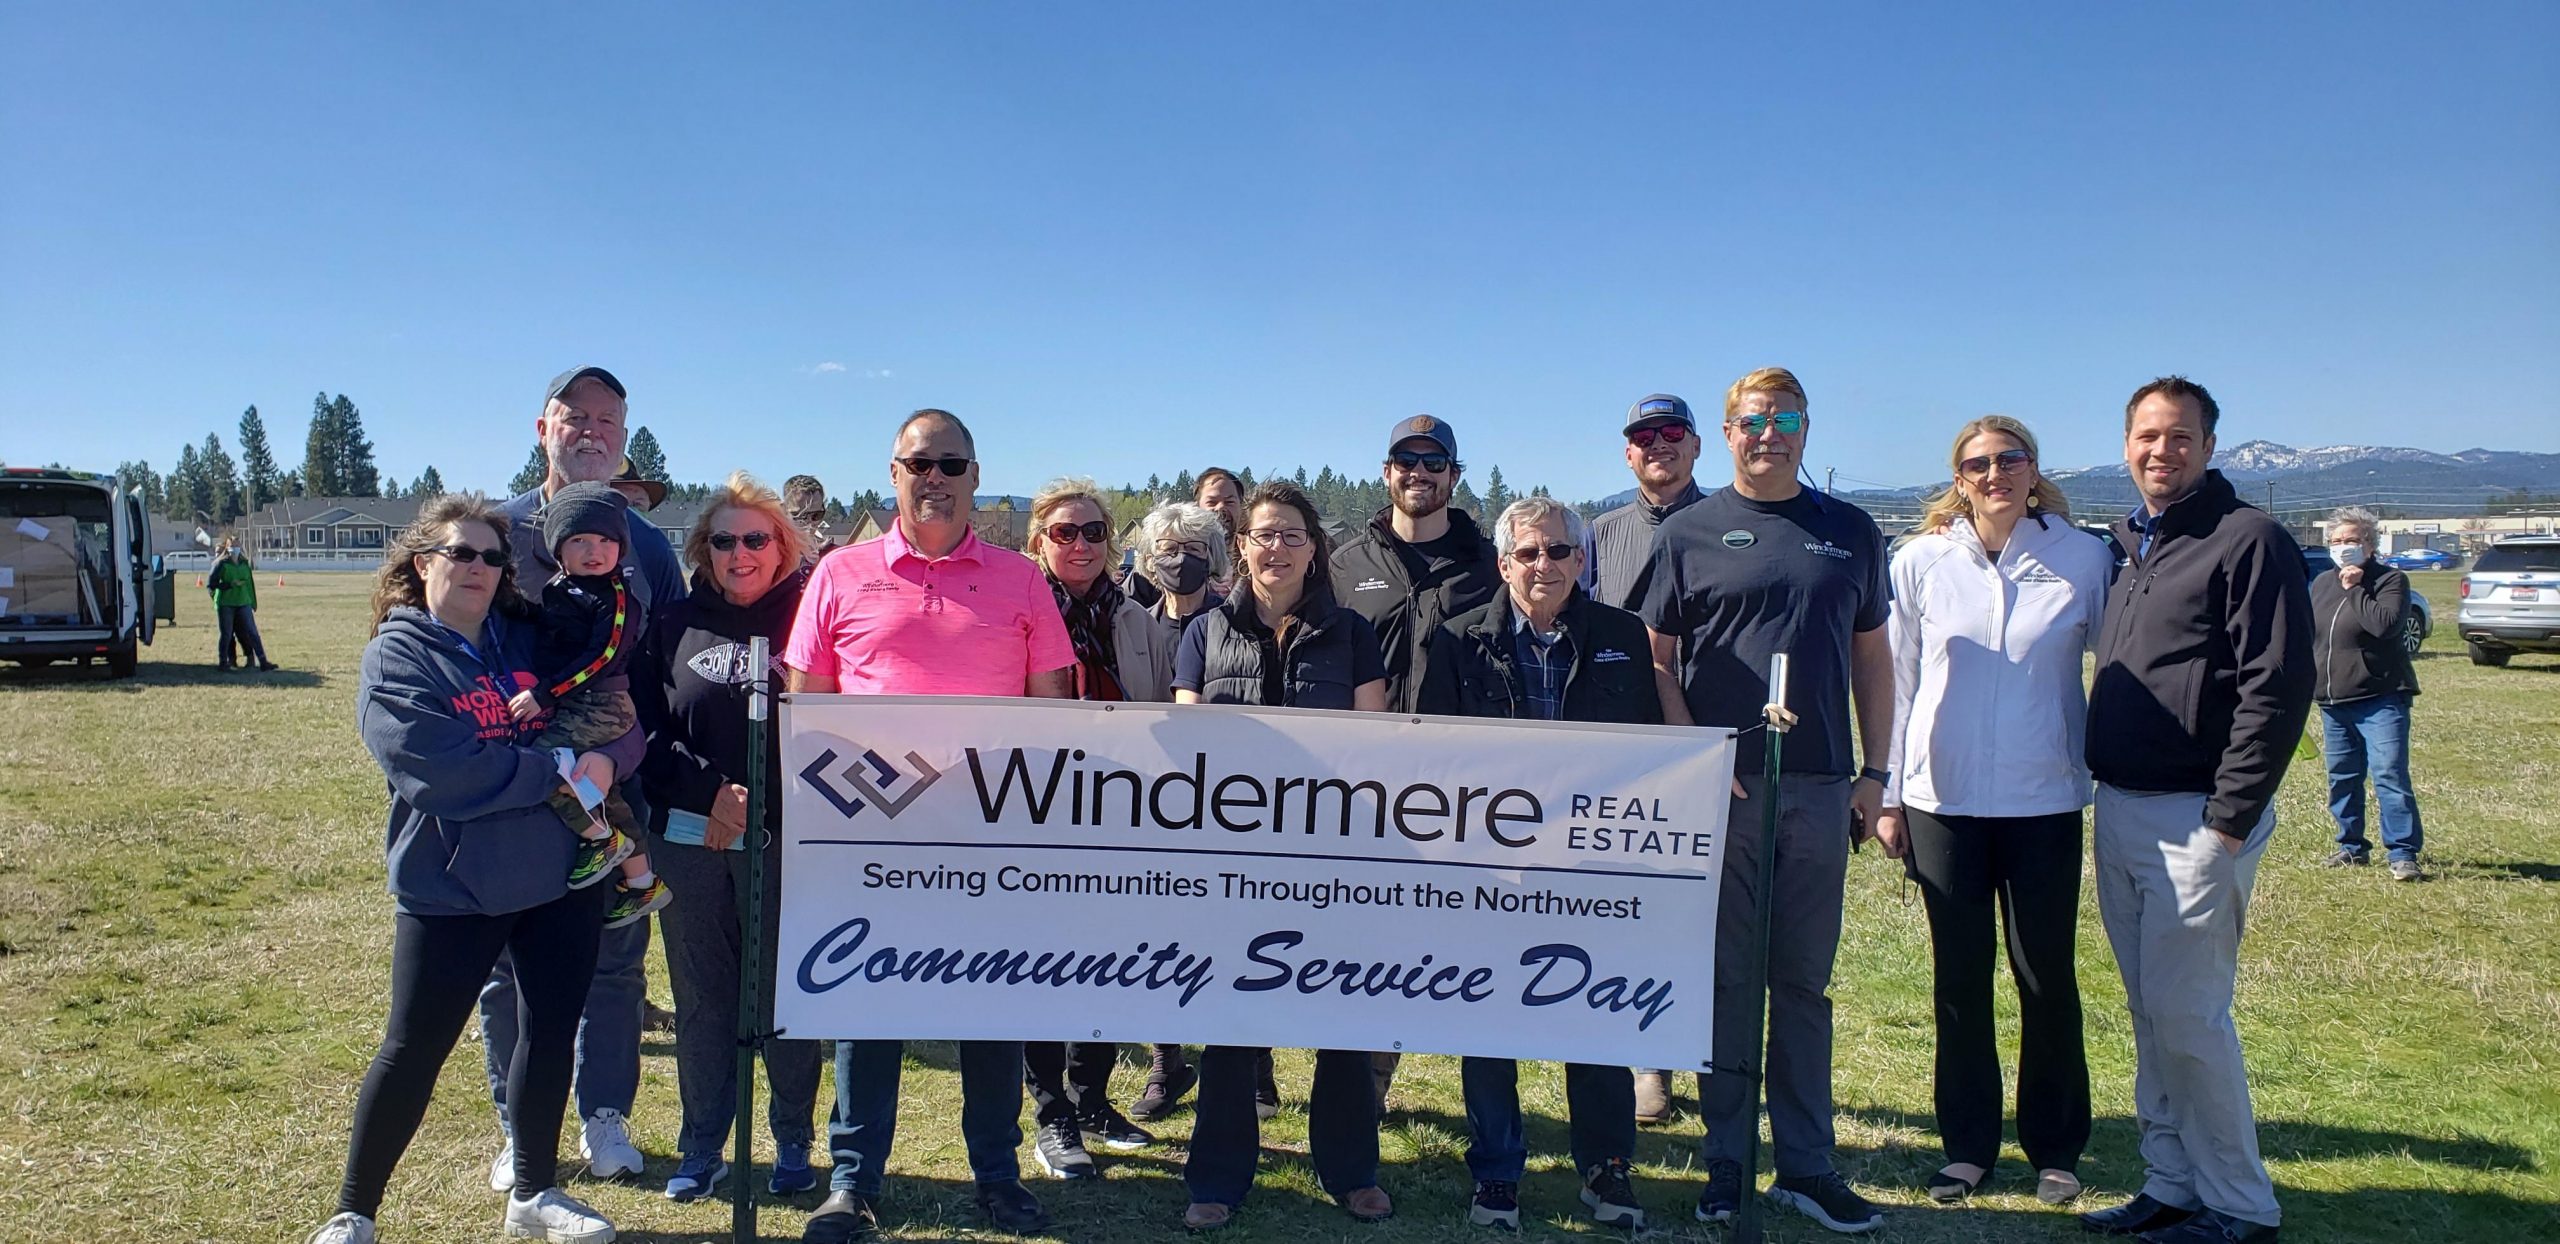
[1736,653,1790,1244]
[732,635,772,1244]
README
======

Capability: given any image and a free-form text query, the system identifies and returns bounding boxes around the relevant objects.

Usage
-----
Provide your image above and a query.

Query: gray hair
[1492,496,1588,557]
[1138,501,1232,581]
[2326,505,2381,544]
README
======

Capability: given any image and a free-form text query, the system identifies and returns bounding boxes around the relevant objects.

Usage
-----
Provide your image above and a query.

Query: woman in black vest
[1168,481,1389,1230]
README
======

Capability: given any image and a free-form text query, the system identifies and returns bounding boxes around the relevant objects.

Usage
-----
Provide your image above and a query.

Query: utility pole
[1826,467,1836,495]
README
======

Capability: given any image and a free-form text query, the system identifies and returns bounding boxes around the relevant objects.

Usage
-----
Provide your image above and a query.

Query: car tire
[108,639,138,678]
[2402,614,2426,656]
[2466,641,2511,668]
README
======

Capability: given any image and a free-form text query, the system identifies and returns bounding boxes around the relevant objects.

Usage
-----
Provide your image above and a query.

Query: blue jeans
[481,916,649,1128]
[826,1039,1024,1195]
[1461,1058,1635,1183]
[2322,694,2423,862]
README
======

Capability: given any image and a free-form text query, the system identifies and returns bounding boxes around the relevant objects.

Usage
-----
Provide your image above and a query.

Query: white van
[0,468,160,677]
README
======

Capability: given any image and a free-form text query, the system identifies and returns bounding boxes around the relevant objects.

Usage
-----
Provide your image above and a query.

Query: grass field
[2,570,2555,1243]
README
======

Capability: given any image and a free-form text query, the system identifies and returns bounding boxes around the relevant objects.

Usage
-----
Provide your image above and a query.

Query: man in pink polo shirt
[788,409,1073,1243]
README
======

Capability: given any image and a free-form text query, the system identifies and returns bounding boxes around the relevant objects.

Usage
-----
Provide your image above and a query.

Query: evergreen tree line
[118,393,443,527]
[1109,463,1555,533]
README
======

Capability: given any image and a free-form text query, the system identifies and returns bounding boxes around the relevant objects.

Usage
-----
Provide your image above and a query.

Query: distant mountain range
[1592,442,2560,517]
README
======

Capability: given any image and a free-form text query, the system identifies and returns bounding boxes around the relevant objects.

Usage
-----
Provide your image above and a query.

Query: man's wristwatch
[1857,767,1891,787]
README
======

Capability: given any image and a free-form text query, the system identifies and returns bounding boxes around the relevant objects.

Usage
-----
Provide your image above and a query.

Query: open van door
[123,485,155,649]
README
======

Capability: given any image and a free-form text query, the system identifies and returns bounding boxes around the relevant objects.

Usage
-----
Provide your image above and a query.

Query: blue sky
[5,3,2554,505]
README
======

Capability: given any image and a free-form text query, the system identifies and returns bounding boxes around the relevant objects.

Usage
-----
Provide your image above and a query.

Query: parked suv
[0,467,159,677]
[2458,536,2560,666]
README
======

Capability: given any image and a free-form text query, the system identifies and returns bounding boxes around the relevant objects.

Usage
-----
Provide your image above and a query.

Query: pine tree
[334,395,379,496]
[167,444,205,521]
[238,405,280,511]
[278,469,305,498]
[1482,465,1514,516]
[415,465,445,496]
[627,427,668,481]
[1452,478,1482,517]
[302,391,344,496]
[200,433,244,524]
[1172,469,1196,500]
[382,476,403,499]
[509,445,549,494]
[113,460,163,513]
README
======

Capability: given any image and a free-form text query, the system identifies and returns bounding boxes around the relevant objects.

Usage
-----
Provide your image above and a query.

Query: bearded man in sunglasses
[1586,393,1708,615]
[785,407,1075,1242]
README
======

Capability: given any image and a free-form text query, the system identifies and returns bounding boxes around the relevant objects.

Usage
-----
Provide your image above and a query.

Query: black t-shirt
[1408,527,1474,565]
[1631,486,1888,775]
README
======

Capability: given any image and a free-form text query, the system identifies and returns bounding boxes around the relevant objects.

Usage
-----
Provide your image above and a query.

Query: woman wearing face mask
[1872,416,2112,1208]
[2310,506,2424,881]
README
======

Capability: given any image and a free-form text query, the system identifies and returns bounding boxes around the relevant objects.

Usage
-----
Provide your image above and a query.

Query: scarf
[1049,572,1126,700]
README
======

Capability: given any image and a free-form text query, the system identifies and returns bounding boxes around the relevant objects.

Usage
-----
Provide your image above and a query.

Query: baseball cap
[545,365,627,408]
[1385,414,1458,459]
[1622,393,1695,436]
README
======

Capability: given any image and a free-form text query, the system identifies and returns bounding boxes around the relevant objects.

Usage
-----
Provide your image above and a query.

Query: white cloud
[810,361,847,374]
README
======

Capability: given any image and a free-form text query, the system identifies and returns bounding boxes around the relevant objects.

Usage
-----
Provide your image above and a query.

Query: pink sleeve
[782,562,841,678]
[1023,569,1076,674]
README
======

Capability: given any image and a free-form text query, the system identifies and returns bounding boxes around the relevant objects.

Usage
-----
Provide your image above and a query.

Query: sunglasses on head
[708,531,775,552]
[1510,542,1579,565]
[1045,520,1109,546]
[1728,411,1807,436]
[430,544,508,567]
[896,455,974,478]
[1959,448,2035,480]
[1386,450,1453,473]
[1628,423,1691,448]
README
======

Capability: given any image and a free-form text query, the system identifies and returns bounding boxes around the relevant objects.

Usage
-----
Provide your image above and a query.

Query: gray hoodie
[357,605,642,917]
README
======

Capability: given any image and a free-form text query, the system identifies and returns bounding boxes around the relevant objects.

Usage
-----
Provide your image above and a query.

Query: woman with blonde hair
[1874,416,2110,1207]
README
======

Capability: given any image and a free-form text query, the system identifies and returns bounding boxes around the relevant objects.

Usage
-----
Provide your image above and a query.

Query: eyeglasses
[429,544,508,567]
[1728,412,1807,436]
[1958,449,2034,480]
[787,508,827,525]
[1153,539,1212,557]
[1244,528,1310,549]
[1044,520,1109,546]
[895,455,974,478]
[708,531,775,552]
[1628,423,1691,448]
[1510,542,1580,565]
[1386,450,1453,474]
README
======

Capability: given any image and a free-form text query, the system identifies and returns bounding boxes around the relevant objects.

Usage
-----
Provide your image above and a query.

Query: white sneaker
[490,1137,517,1192]
[579,1107,644,1179]
[503,1186,617,1243]
[306,1212,376,1244]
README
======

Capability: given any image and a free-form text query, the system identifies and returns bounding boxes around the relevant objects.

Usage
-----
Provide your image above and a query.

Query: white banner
[776,696,1733,1070]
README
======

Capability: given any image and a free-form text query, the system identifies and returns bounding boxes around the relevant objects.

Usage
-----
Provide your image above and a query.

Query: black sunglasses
[896,455,974,478]
[1386,450,1453,473]
[787,508,827,524]
[1509,542,1579,565]
[429,544,508,567]
[1628,424,1691,448]
[1044,520,1110,546]
[1958,449,2034,480]
[708,531,775,552]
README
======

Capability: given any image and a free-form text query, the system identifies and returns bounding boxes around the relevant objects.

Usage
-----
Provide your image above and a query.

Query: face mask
[2329,544,2367,568]
[1154,551,1211,596]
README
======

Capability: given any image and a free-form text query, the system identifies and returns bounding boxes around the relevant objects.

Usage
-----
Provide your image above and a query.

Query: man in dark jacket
[1416,497,1656,1232]
[2310,506,2424,880]
[2080,377,2310,1244]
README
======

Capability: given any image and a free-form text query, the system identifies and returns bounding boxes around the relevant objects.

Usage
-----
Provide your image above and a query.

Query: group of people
[306,361,2378,1244]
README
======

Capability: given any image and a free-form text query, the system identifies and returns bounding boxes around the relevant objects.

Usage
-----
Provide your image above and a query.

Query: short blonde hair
[682,471,808,576]
[1027,477,1116,561]
[1723,367,1809,420]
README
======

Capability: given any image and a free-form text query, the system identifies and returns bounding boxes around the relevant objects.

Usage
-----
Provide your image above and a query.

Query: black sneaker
[974,1179,1053,1235]
[1128,1044,1196,1122]
[2320,848,2370,868]
[1468,1180,1520,1230]
[1254,1049,1281,1121]
[1694,1159,1742,1224]
[1033,1117,1095,1180]
[1580,1157,1645,1229]
[1769,1171,1883,1234]
[801,1190,880,1244]
[1080,1103,1155,1150]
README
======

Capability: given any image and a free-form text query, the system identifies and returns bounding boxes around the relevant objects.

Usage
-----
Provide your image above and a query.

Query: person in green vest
[207,538,277,671]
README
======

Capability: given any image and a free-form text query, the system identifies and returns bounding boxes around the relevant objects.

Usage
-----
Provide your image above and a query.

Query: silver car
[2458,535,2560,666]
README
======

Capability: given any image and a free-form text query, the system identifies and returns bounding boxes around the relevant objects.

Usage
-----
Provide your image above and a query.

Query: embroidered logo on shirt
[1721,529,1757,549]
[1593,649,1633,663]
[1802,540,1853,561]
[858,578,899,593]
[2015,566,2064,584]
[1355,577,1391,591]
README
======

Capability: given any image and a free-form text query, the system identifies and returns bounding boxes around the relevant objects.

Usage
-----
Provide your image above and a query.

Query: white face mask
[2329,543,2367,568]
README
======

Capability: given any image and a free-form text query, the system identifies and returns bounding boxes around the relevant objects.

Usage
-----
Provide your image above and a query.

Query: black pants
[215,603,269,667]
[1024,1041,1117,1126]
[335,884,609,1217]
[1904,807,2091,1172]
[1184,1047,1376,1206]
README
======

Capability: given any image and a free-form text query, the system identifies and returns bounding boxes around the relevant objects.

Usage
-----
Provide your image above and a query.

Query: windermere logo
[801,744,944,819]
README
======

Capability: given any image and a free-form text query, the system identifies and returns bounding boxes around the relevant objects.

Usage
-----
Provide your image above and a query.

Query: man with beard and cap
[1328,413,1501,1110]
[481,365,686,1192]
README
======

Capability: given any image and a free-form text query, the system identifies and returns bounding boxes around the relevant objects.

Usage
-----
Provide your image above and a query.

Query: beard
[1392,484,1448,519]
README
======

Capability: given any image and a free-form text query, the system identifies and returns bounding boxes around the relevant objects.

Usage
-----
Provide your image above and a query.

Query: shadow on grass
[2455,860,2560,883]
[1841,1106,2537,1176]
[0,658,328,690]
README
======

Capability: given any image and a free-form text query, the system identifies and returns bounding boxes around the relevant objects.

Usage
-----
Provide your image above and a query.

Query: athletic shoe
[1695,1159,1742,1223]
[567,828,635,890]
[1468,1180,1520,1230]
[2389,859,2423,882]
[605,877,672,929]
[1338,1185,1394,1222]
[1254,1050,1281,1121]
[643,1001,678,1033]
[2320,848,2370,868]
[1080,1102,1155,1149]
[1033,1117,1096,1179]
[664,1153,728,1202]
[1580,1157,1645,1228]
[1769,1171,1883,1234]
[502,1187,616,1243]
[1127,1044,1196,1122]
[306,1212,375,1244]
[1634,1069,1674,1124]
[490,1138,517,1192]
[801,1190,880,1243]
[770,1142,817,1195]
[257,661,281,671]
[580,1107,644,1179]
[974,1179,1053,1234]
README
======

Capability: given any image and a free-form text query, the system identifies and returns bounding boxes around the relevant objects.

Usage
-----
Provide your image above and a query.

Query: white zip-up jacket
[1884,515,2114,817]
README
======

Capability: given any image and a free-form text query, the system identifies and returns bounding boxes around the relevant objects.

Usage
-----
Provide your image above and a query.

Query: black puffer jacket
[1331,506,1501,713]
[2311,563,2419,705]
[1183,588,1378,709]
[633,567,809,832]
[1416,588,1662,726]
